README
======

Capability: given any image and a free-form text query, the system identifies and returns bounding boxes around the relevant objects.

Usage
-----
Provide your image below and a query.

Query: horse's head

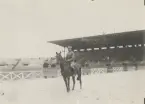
[56,51,64,64]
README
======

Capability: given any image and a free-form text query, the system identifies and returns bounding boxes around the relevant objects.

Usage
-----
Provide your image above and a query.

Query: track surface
[0,70,145,104]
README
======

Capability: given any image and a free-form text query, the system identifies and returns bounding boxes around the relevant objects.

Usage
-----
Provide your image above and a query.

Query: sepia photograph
[0,0,145,104]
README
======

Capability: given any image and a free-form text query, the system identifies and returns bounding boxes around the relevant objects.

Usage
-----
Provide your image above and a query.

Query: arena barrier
[0,64,139,81]
[0,69,61,81]
[81,65,135,75]
[43,68,61,78]
[82,67,123,75]
[82,68,92,75]
[112,66,124,72]
[0,71,43,81]
[90,68,107,74]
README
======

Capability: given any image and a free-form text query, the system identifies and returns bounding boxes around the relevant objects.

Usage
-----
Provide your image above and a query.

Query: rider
[65,46,76,72]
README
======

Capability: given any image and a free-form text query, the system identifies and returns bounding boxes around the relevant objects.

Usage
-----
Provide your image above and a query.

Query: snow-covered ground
[0,70,145,104]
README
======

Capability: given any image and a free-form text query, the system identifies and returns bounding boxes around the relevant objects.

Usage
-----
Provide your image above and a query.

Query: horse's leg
[79,68,82,89]
[76,68,80,80]
[79,76,82,89]
[72,76,75,90]
[63,76,68,92]
[68,77,70,92]
[76,66,82,80]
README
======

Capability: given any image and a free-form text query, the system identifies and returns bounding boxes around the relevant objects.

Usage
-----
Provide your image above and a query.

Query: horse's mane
[60,63,64,70]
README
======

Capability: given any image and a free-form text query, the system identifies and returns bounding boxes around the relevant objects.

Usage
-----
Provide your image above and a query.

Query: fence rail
[0,71,43,81]
[0,64,144,81]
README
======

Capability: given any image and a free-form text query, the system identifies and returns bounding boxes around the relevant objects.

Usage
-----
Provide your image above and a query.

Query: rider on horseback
[65,46,76,72]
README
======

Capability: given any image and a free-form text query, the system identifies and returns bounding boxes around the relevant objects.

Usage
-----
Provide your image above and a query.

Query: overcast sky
[0,0,145,58]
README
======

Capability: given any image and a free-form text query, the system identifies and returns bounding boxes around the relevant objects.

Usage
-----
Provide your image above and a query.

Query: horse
[56,52,83,92]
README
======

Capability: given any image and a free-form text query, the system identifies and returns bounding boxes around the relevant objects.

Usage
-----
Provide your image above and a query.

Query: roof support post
[99,47,101,50]
[107,46,110,50]
[64,47,66,59]
[141,43,144,47]
[132,44,135,48]
[123,45,125,48]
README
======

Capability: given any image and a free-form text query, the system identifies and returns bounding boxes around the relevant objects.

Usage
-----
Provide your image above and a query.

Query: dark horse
[56,52,83,92]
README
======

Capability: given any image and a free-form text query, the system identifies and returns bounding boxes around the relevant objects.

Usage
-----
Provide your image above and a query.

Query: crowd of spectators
[1,47,145,71]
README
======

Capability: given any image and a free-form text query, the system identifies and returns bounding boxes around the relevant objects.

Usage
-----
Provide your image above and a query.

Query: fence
[0,63,144,81]
[0,71,42,81]
[81,63,138,75]
[0,68,61,81]
[43,68,61,78]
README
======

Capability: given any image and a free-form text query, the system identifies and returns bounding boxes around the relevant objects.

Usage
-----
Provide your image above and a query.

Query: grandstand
[48,29,145,71]
[74,47,143,62]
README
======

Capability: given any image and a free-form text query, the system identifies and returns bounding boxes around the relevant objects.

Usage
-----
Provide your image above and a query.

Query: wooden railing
[1,62,145,81]
[0,69,61,81]
[0,71,42,81]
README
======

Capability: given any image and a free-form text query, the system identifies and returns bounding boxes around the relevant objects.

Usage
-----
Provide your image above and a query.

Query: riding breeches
[70,61,76,69]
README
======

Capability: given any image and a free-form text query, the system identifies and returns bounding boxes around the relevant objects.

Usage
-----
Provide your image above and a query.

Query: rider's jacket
[66,51,75,62]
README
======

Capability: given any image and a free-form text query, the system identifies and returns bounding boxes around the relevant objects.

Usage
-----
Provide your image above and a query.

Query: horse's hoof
[77,77,79,80]
[67,89,70,92]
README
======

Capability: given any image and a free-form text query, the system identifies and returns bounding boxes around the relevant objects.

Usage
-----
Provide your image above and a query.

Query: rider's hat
[67,46,72,49]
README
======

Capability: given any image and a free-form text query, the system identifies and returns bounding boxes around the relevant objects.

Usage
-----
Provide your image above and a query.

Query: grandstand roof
[48,30,145,49]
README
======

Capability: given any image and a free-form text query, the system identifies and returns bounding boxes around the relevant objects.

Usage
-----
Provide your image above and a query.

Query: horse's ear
[59,51,61,54]
[56,52,58,55]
